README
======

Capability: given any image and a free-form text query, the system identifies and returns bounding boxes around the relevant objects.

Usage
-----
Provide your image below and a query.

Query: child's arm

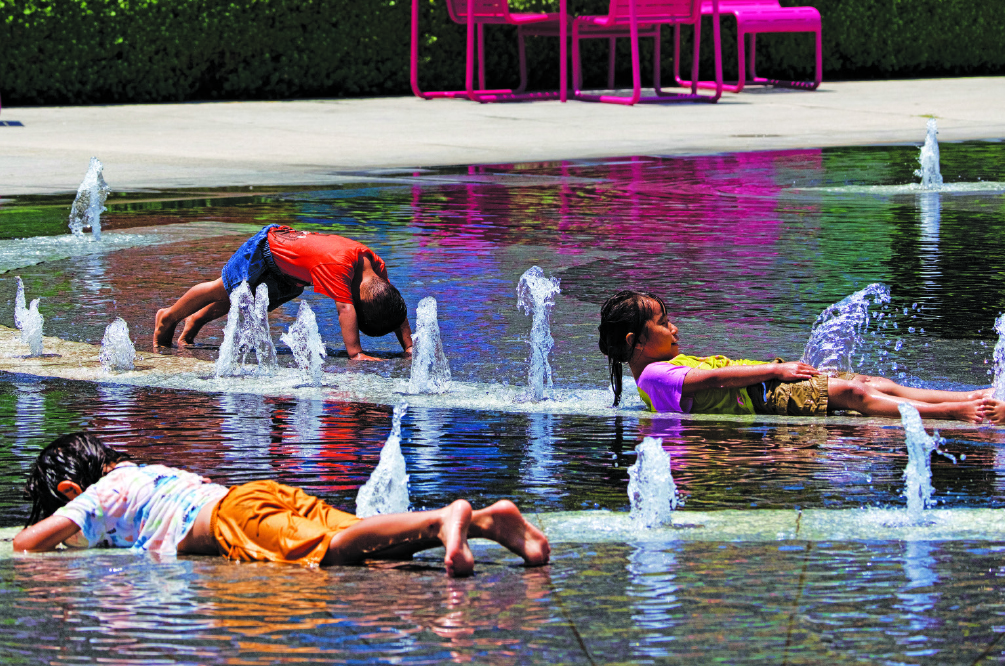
[395,319,413,355]
[13,515,81,552]
[682,361,820,395]
[336,302,382,361]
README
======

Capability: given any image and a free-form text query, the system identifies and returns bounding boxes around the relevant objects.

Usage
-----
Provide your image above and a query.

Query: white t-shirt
[54,462,229,553]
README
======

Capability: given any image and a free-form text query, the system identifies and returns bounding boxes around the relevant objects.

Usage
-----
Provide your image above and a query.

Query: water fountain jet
[13,276,44,356]
[68,158,110,241]
[215,281,277,377]
[991,313,1005,401]
[801,283,890,373]
[517,266,561,401]
[627,436,681,528]
[914,118,943,191]
[898,403,942,524]
[279,301,326,386]
[356,402,411,518]
[99,318,135,372]
[408,297,451,394]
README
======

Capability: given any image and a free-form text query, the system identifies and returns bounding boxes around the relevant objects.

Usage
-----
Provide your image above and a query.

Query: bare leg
[469,500,550,567]
[829,378,983,423]
[850,374,990,402]
[324,500,475,577]
[178,300,231,345]
[154,278,229,348]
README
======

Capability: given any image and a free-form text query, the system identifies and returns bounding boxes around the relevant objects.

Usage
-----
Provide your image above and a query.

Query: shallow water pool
[2,142,1005,663]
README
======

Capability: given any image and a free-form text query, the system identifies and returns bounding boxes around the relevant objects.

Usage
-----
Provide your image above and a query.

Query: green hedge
[1,0,1002,105]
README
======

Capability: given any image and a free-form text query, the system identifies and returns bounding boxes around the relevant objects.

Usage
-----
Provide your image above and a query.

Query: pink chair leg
[608,38,617,89]
[572,23,583,92]
[627,8,642,104]
[814,29,822,88]
[734,30,747,93]
[690,16,701,94]
[478,24,487,91]
[652,25,661,92]
[465,0,476,98]
[517,30,529,93]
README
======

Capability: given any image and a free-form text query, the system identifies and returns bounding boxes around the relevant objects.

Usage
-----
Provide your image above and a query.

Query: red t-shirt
[266,227,388,304]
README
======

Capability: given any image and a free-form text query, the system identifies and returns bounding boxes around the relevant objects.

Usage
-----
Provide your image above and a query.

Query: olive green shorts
[748,359,857,416]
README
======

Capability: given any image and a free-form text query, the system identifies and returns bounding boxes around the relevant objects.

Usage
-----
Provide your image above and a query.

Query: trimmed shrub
[0,0,1002,105]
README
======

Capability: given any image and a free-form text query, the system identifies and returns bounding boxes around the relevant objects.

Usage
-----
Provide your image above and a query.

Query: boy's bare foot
[153,309,177,348]
[471,500,550,567]
[178,317,198,346]
[439,500,475,577]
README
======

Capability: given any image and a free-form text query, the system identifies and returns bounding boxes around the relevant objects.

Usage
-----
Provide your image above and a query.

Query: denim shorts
[221,224,304,310]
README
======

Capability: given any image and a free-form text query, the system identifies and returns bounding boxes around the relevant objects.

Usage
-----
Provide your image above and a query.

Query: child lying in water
[13,433,550,578]
[598,290,991,423]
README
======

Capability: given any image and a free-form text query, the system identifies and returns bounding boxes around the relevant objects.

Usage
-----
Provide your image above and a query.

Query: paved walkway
[1,77,1003,196]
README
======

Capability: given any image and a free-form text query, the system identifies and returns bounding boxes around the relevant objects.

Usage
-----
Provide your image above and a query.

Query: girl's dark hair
[23,432,130,526]
[598,290,667,407]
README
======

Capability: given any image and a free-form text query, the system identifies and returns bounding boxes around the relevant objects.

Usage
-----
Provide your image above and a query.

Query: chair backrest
[608,0,700,23]
[445,0,512,24]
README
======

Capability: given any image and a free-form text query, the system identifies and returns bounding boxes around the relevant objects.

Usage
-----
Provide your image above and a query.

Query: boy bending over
[154,225,413,361]
[14,433,550,577]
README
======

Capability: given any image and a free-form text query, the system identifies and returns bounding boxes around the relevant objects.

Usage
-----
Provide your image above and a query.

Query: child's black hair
[23,432,130,526]
[357,277,407,338]
[598,290,667,407]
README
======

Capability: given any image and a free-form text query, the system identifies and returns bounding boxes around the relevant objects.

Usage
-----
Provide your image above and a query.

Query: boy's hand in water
[349,352,384,362]
[774,362,821,382]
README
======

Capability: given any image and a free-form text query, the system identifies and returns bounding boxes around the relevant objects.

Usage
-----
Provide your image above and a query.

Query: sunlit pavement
[1,77,1003,196]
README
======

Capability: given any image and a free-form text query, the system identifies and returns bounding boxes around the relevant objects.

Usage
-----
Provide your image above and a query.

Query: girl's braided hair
[598,290,667,407]
[23,432,130,526]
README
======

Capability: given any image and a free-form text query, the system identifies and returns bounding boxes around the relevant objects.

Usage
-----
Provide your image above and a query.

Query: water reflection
[626,543,680,660]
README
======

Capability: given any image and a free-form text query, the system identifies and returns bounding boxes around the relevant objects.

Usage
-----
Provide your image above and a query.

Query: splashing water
[517,266,561,401]
[801,283,891,373]
[408,297,451,394]
[13,276,44,356]
[99,318,135,372]
[992,314,1005,401]
[279,301,326,386]
[898,403,941,523]
[913,118,943,191]
[68,157,111,241]
[627,437,681,529]
[356,402,411,518]
[215,281,277,377]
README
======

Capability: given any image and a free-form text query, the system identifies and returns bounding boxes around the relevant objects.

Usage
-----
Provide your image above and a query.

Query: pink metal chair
[675,0,821,92]
[410,0,568,103]
[571,0,722,105]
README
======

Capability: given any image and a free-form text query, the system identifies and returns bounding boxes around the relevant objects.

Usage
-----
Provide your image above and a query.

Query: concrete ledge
[2,77,1003,196]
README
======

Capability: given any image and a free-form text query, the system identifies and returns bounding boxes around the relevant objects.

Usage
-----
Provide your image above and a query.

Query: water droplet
[908,327,916,333]
[895,340,904,351]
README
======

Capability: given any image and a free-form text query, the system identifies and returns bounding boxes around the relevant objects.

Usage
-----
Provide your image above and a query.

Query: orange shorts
[211,480,361,566]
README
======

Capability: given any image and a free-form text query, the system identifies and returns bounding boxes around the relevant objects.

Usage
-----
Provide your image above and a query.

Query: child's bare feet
[439,500,474,577]
[981,397,1005,425]
[153,309,177,348]
[178,317,198,346]
[948,398,986,424]
[471,500,550,567]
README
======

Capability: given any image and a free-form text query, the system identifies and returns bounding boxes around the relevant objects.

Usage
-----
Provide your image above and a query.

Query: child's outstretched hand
[774,361,821,382]
[980,397,1005,425]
